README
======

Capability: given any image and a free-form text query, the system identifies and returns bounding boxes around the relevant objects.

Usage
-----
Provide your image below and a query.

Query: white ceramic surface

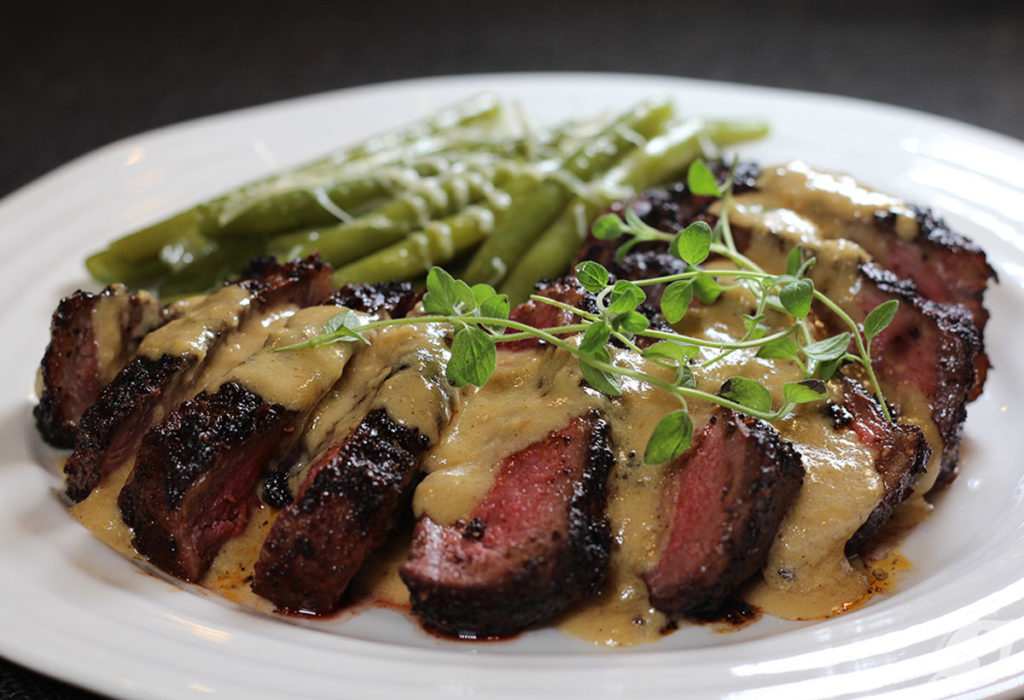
[2,73,1023,699]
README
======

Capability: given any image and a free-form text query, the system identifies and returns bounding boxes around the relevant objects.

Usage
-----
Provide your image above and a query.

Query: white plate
[2,73,1024,700]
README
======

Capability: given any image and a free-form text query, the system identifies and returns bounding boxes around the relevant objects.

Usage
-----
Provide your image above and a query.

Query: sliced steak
[35,285,163,447]
[832,377,931,553]
[864,208,994,332]
[836,263,979,490]
[643,408,803,616]
[868,210,995,401]
[119,301,360,581]
[400,410,613,638]
[119,382,293,581]
[64,256,332,502]
[253,321,452,613]
[253,408,430,612]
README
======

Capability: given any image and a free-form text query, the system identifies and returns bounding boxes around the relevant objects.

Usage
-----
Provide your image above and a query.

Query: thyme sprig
[284,160,897,464]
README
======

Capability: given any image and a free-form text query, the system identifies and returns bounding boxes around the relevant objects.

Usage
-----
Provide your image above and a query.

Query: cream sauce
[414,346,601,525]
[139,284,254,360]
[217,305,358,411]
[302,321,452,456]
[91,285,162,384]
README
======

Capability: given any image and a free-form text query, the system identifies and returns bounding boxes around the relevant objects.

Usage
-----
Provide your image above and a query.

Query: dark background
[2,0,1021,697]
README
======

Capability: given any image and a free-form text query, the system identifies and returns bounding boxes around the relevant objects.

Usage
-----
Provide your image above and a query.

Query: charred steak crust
[61,256,332,503]
[643,409,804,616]
[866,207,995,400]
[400,411,614,638]
[64,354,191,503]
[837,377,931,553]
[253,408,429,613]
[329,281,419,318]
[119,381,294,582]
[35,286,161,447]
[871,206,996,332]
[855,263,979,489]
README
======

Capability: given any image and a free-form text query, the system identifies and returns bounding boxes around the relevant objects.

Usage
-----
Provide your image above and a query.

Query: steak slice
[119,302,359,581]
[253,318,452,613]
[643,408,803,616]
[825,263,979,490]
[120,382,293,581]
[835,376,931,553]
[63,256,332,502]
[400,410,614,638]
[859,208,994,399]
[253,408,430,613]
[35,285,163,447]
[873,207,995,330]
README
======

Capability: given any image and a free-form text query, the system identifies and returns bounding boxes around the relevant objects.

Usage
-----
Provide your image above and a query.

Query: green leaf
[863,299,899,340]
[816,357,843,380]
[607,279,646,314]
[452,279,477,314]
[797,256,817,278]
[675,363,696,388]
[314,310,368,345]
[422,267,459,315]
[783,379,828,405]
[479,292,510,333]
[693,273,724,304]
[574,260,610,293]
[687,160,723,197]
[742,314,769,339]
[642,340,699,364]
[660,280,693,323]
[579,320,611,354]
[802,332,851,362]
[592,213,626,240]
[471,283,497,305]
[787,246,808,277]
[612,310,650,334]
[579,346,622,396]
[643,410,694,464]
[446,326,496,387]
[720,376,773,414]
[670,221,713,265]
[779,279,814,319]
[756,336,801,362]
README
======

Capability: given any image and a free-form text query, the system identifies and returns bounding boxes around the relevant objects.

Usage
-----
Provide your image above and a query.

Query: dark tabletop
[3,0,1022,697]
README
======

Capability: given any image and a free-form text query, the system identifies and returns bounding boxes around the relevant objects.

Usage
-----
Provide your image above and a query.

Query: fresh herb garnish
[283,159,898,465]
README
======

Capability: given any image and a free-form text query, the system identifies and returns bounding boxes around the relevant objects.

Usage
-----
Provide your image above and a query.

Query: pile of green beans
[85,94,768,300]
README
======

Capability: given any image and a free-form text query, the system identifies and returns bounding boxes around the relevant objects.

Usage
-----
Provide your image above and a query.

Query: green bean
[460,98,674,287]
[85,249,172,287]
[333,174,539,286]
[205,172,393,238]
[87,94,505,271]
[270,165,508,266]
[157,236,270,300]
[499,118,771,303]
